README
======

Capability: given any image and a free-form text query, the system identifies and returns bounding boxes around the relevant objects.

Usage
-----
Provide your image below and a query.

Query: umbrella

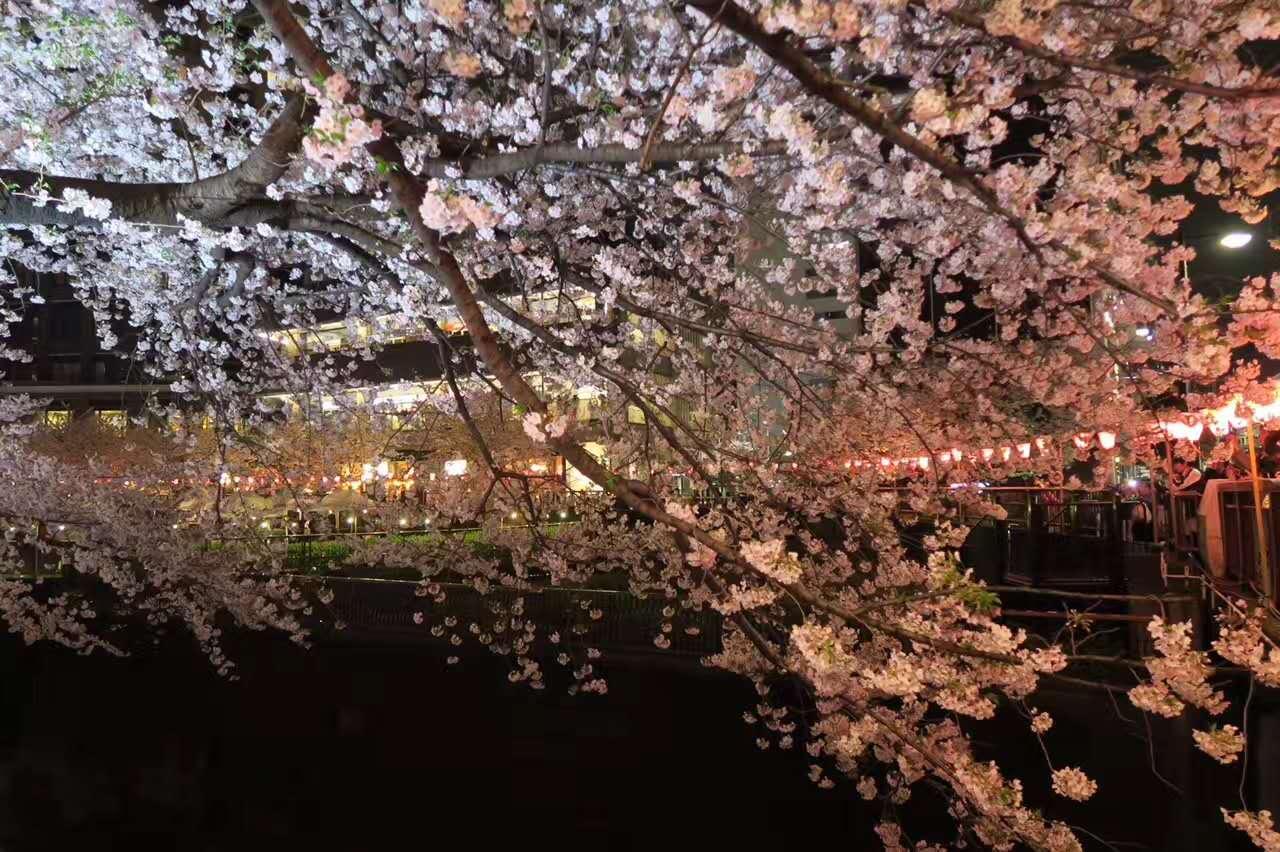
[177,491,217,513]
[317,489,374,511]
[227,493,276,514]
[263,491,316,517]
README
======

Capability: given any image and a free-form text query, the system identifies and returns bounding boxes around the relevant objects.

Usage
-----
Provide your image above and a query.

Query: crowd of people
[1127,429,1280,543]
[1166,430,1280,494]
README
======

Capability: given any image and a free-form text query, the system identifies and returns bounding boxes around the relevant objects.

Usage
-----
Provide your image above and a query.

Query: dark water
[0,630,1261,851]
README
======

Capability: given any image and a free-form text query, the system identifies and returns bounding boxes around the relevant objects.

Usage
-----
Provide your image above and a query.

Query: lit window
[97,410,126,433]
[565,442,606,492]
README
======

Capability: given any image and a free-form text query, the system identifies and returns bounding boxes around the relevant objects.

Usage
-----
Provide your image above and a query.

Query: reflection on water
[0,631,1259,851]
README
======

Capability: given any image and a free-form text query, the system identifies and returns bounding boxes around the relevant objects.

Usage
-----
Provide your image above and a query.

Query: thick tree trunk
[0,94,305,229]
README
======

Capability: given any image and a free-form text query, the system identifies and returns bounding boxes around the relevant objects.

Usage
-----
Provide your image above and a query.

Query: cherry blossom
[1,0,1279,847]
[1194,725,1247,765]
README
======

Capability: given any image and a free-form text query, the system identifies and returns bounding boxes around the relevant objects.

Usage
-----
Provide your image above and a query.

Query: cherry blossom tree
[3,0,1280,848]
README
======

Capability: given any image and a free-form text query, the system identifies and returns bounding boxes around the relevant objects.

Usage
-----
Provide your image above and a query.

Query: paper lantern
[1097,431,1117,450]
[1017,442,1032,459]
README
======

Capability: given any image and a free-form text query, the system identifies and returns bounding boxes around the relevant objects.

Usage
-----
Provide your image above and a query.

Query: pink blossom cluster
[1050,767,1098,802]
[300,74,382,169]
[419,185,501,236]
[1193,725,1246,764]
[442,51,482,79]
[1130,617,1228,717]
[1224,810,1280,851]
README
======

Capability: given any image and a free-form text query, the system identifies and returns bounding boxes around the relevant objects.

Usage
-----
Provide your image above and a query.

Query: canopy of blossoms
[3,0,1280,849]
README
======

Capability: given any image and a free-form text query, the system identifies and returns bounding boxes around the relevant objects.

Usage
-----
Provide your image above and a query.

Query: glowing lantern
[1017,443,1032,459]
[444,459,468,476]
[1000,447,1013,462]
[918,456,930,469]
[981,448,994,462]
[951,449,963,462]
[1072,434,1091,450]
[1097,431,1117,450]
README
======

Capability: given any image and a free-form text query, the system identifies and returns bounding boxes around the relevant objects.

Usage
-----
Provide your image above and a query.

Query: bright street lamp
[1220,232,1252,249]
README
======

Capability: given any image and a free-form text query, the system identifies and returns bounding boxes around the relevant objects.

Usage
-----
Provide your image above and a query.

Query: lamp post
[1243,423,1274,597]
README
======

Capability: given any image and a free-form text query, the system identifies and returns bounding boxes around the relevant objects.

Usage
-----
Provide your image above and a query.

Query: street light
[1220,232,1252,249]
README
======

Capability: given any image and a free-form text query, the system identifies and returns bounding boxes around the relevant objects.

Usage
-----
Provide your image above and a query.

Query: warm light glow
[1220,232,1252,249]
[376,460,391,477]
[1160,421,1205,443]
[917,456,930,469]
[444,458,468,476]
[981,448,994,461]
[1000,447,1012,462]
[1127,479,1138,488]
[1072,434,1091,450]
[1097,431,1117,450]
[1017,442,1031,459]
[399,517,408,527]
[951,449,962,462]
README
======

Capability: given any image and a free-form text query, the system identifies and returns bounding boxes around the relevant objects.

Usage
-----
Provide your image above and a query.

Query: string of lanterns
[843,387,1280,475]
[83,386,1280,489]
